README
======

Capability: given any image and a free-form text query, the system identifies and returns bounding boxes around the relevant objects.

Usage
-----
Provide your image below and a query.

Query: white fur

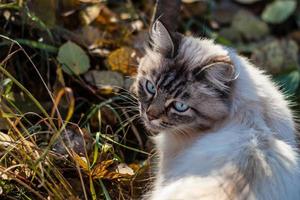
[145,38,300,200]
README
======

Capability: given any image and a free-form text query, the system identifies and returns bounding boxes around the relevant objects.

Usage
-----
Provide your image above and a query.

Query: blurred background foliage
[0,0,299,199]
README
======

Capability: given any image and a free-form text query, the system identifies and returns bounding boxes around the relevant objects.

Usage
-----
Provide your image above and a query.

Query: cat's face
[135,21,235,133]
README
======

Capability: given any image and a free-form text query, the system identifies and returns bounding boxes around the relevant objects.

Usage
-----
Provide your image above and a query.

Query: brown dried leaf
[72,151,89,172]
[91,159,114,179]
[95,5,118,25]
[128,163,142,172]
[91,160,133,180]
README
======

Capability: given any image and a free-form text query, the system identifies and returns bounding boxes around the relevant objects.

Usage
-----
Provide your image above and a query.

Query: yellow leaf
[107,47,139,76]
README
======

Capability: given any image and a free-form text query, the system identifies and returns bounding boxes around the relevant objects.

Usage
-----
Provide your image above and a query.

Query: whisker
[114,95,139,106]
[114,91,138,101]
[120,114,140,125]
[113,86,138,99]
[113,105,139,110]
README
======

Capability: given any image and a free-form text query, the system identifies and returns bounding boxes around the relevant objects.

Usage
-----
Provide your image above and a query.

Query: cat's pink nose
[146,105,161,121]
[146,112,158,121]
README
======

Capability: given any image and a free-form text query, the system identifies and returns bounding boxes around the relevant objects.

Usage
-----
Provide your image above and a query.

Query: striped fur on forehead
[140,37,233,74]
[137,37,236,100]
[141,55,233,99]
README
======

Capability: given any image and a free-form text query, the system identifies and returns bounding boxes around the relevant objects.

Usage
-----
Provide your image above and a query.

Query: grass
[0,35,151,199]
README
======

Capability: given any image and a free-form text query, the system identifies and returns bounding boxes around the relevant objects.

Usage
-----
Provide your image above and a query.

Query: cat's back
[225,50,297,146]
[150,124,300,200]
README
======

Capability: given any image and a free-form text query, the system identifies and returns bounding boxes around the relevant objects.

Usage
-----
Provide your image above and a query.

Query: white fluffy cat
[134,1,300,199]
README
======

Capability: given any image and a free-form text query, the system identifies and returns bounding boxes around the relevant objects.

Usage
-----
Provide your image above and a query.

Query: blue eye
[145,80,156,95]
[173,102,189,112]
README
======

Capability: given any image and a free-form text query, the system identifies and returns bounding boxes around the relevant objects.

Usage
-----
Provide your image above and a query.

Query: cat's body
[135,1,300,199]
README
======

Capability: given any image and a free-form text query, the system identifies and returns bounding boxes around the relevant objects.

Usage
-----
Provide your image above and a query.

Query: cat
[134,1,300,199]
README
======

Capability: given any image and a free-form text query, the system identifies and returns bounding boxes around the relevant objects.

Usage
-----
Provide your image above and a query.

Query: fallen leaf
[107,47,139,76]
[84,70,124,94]
[117,163,134,176]
[95,5,118,25]
[251,39,299,74]
[232,10,269,41]
[262,1,297,24]
[80,3,102,25]
[57,41,91,75]
[71,151,89,171]
[78,25,102,46]
[91,160,133,180]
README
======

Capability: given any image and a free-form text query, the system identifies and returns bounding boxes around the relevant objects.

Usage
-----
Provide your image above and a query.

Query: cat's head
[134,20,236,134]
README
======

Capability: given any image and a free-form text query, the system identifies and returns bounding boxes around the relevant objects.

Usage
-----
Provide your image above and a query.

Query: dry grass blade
[0,3,154,198]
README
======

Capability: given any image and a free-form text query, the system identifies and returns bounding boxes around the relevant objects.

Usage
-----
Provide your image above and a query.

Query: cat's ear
[200,62,236,91]
[151,0,181,34]
[148,0,181,58]
[149,20,176,58]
